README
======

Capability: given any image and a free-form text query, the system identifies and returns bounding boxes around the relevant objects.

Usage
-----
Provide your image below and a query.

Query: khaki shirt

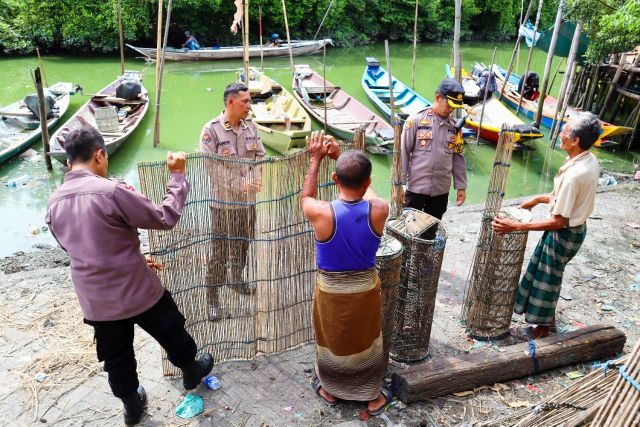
[549,151,599,227]
[199,112,265,208]
[401,107,467,196]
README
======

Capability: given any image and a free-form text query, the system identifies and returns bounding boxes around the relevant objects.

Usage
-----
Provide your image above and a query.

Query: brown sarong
[313,268,385,401]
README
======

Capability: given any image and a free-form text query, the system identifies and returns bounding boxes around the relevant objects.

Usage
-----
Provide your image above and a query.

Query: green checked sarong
[514,224,587,325]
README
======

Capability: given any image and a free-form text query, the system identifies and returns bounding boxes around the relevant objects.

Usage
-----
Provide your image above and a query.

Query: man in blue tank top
[301,131,392,416]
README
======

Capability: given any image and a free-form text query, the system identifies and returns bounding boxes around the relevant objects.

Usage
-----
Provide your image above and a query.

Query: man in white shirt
[492,112,601,340]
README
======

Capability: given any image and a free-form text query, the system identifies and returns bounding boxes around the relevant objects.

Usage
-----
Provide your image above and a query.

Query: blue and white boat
[361,57,431,123]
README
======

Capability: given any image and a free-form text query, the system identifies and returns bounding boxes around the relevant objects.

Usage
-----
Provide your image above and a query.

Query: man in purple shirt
[46,127,213,425]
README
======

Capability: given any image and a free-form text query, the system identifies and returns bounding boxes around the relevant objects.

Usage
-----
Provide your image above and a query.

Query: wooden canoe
[0,83,74,164]
[49,71,149,164]
[243,68,311,155]
[127,39,332,62]
[362,57,431,122]
[293,64,395,155]
[490,63,632,147]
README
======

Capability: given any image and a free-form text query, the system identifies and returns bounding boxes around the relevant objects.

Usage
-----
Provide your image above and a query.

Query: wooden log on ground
[391,324,626,403]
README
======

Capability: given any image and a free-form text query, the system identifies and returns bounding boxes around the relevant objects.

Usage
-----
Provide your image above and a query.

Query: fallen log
[391,324,626,403]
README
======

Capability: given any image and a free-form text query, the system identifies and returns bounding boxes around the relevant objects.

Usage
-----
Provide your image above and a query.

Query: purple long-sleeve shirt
[45,169,190,321]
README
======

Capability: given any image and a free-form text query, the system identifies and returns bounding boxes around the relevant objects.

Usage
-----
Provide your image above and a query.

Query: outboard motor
[24,90,55,119]
[116,80,142,101]
[478,69,497,100]
[517,72,540,100]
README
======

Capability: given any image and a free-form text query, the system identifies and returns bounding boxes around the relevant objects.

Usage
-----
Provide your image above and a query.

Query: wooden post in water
[548,57,564,95]
[549,19,582,141]
[599,53,627,118]
[411,0,419,89]
[516,0,543,117]
[34,68,52,170]
[608,54,640,122]
[281,0,295,77]
[243,0,250,85]
[453,0,462,83]
[153,0,172,147]
[117,0,125,75]
[500,0,533,101]
[155,0,162,88]
[36,48,49,88]
[258,3,264,72]
[583,65,600,111]
[477,47,497,144]
[534,0,564,127]
[551,61,578,148]
[322,41,327,132]
[385,40,403,218]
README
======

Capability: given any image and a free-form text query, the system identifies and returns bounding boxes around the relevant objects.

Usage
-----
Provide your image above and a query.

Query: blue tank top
[315,199,382,271]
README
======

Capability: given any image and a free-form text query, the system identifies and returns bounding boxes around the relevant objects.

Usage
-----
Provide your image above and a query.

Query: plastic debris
[527,384,541,393]
[5,175,30,187]
[175,394,204,419]
[35,372,47,382]
[598,174,617,187]
[282,406,293,412]
[566,371,584,380]
[627,222,640,229]
[204,374,220,390]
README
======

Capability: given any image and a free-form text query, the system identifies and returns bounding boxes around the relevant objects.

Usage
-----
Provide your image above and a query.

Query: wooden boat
[361,57,431,122]
[49,71,149,163]
[293,64,395,154]
[445,64,481,105]
[464,97,544,145]
[127,39,332,62]
[0,83,75,164]
[489,64,632,147]
[242,68,311,155]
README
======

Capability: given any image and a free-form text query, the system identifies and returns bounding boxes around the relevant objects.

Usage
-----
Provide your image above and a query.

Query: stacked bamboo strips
[592,340,640,426]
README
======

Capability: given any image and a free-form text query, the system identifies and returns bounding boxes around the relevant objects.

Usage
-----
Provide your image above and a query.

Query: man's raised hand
[167,151,187,174]
[306,130,328,161]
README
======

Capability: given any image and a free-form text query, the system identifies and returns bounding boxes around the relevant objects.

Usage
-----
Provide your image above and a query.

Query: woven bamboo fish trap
[386,208,447,362]
[375,234,403,367]
[461,127,529,340]
[138,150,341,376]
[592,340,640,426]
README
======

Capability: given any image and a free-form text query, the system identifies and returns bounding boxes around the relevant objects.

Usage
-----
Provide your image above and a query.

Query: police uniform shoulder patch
[224,121,232,130]
[119,183,136,192]
[426,107,434,116]
[405,118,414,129]
[201,133,211,144]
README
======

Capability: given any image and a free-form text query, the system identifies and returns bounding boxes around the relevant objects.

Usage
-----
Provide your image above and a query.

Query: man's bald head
[335,151,372,189]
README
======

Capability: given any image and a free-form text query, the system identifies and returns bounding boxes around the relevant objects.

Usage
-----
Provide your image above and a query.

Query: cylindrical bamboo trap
[592,340,640,426]
[462,127,525,340]
[386,208,447,362]
[375,234,403,367]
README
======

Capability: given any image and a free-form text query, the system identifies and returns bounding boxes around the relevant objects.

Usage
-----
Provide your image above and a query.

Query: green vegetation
[0,0,565,54]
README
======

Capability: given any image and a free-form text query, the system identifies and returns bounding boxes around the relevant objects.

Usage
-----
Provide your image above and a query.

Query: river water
[0,42,637,256]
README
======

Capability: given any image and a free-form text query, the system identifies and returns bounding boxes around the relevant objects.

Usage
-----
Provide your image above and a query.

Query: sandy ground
[1,182,639,427]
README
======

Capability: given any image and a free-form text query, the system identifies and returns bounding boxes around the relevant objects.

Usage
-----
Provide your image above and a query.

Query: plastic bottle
[204,374,221,390]
[5,175,29,187]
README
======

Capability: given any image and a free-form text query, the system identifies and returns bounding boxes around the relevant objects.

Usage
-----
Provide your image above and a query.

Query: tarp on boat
[535,21,590,62]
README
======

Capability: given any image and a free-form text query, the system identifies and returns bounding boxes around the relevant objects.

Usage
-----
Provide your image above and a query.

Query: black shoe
[121,386,147,426]
[182,353,214,390]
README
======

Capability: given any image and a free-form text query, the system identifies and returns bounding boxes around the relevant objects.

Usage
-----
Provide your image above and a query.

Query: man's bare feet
[319,387,337,405]
[367,392,387,412]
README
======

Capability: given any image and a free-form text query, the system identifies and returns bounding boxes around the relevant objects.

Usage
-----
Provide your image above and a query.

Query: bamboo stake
[385,40,402,218]
[35,48,48,88]
[516,0,543,117]
[243,0,250,85]
[551,61,577,148]
[313,0,335,41]
[152,0,172,147]
[155,0,162,89]
[516,0,525,73]
[500,0,534,101]
[584,65,600,111]
[453,0,462,83]
[323,41,327,132]
[258,3,263,72]
[477,47,497,144]
[33,68,52,170]
[599,53,627,117]
[534,0,564,127]
[548,57,564,95]
[117,0,125,75]
[281,0,294,77]
[411,0,419,90]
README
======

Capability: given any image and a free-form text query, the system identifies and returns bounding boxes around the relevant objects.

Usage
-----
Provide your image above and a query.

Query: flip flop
[509,326,551,342]
[311,376,338,407]
[367,387,393,416]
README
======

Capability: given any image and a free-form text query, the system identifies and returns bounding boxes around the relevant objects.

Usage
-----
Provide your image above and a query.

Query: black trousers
[84,290,197,398]
[404,191,449,220]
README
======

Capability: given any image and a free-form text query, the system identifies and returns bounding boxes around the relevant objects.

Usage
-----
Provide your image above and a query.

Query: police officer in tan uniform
[200,83,265,320]
[401,78,467,221]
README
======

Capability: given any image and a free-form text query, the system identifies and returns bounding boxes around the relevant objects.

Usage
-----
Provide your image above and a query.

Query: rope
[528,339,540,373]
[618,364,640,392]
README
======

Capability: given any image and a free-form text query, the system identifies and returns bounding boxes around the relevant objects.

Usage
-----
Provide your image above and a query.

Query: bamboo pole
[453,0,462,83]
[35,48,49,88]
[33,68,52,170]
[386,40,402,218]
[516,0,543,117]
[551,61,578,148]
[313,0,335,41]
[117,0,125,75]
[243,0,250,85]
[477,47,497,144]
[281,0,294,77]
[599,53,627,117]
[155,0,162,90]
[323,41,327,132]
[549,20,582,140]
[500,0,534,101]
[534,0,564,127]
[152,0,172,147]
[583,65,600,111]
[548,57,564,94]
[258,3,264,72]
[411,0,419,90]
[516,0,525,73]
